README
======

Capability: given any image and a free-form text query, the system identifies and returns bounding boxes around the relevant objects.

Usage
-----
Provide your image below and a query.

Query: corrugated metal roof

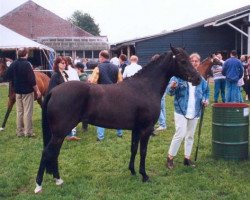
[112,5,250,48]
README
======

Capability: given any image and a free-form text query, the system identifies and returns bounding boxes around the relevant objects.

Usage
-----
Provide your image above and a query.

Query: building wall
[135,26,235,66]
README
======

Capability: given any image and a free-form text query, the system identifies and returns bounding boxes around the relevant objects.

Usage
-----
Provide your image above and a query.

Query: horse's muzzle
[189,76,201,86]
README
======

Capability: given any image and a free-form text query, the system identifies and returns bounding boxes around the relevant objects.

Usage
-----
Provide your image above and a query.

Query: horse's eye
[180,60,187,65]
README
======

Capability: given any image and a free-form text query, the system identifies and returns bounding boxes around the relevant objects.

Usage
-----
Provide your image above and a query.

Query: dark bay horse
[0,60,50,131]
[34,46,201,193]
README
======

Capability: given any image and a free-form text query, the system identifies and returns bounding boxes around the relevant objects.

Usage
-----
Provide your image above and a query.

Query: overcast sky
[0,0,249,43]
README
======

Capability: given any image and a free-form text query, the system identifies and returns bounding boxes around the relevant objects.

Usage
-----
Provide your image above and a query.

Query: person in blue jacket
[166,53,209,169]
[222,50,243,102]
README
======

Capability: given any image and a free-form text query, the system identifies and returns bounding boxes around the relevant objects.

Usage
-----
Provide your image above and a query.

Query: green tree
[68,10,100,36]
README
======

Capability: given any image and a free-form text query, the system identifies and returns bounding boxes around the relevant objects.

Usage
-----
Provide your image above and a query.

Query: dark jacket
[48,71,68,93]
[98,61,118,84]
[5,58,36,94]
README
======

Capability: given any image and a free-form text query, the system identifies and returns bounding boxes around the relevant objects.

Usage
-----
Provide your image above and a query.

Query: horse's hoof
[55,178,64,186]
[142,176,149,182]
[131,171,136,176]
[34,184,42,194]
[129,167,136,175]
[0,127,4,131]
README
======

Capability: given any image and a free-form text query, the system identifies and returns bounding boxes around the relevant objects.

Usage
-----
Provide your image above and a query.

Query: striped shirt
[211,65,225,80]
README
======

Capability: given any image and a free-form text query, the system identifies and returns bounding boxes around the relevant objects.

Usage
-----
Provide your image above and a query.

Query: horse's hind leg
[0,97,15,131]
[35,137,64,193]
[129,128,140,175]
[35,149,48,193]
[139,129,152,182]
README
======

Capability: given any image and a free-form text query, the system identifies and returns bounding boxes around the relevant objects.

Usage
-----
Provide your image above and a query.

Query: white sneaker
[155,126,166,131]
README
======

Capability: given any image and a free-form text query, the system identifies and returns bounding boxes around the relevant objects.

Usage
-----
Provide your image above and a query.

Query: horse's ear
[170,44,178,55]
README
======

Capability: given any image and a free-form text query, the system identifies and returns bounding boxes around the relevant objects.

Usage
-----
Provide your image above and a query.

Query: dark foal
[35,46,201,193]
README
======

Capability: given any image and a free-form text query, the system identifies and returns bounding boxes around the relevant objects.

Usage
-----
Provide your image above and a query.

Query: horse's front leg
[129,128,140,175]
[139,128,152,182]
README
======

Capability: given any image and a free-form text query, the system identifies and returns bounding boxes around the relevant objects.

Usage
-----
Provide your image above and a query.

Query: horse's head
[197,55,214,79]
[170,46,201,86]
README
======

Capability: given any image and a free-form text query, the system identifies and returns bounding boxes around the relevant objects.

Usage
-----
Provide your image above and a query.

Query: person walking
[166,53,209,169]
[5,48,41,137]
[89,50,123,141]
[222,50,243,102]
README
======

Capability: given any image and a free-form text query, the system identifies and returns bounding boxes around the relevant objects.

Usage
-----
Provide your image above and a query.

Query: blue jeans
[214,79,226,102]
[158,93,166,128]
[97,127,122,140]
[225,80,241,102]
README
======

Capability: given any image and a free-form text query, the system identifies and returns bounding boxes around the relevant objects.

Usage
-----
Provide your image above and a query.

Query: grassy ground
[0,83,249,200]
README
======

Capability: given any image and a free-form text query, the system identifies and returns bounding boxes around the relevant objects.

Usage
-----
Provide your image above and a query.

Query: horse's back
[34,71,50,96]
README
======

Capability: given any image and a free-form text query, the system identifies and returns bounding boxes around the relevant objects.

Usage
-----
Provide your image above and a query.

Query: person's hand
[36,90,41,99]
[170,81,178,89]
[202,100,209,107]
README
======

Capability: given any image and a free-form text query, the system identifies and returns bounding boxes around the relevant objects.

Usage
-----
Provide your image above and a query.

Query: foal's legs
[128,128,140,175]
[139,129,152,182]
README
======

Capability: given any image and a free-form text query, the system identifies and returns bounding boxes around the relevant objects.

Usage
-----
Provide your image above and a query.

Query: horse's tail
[42,92,52,148]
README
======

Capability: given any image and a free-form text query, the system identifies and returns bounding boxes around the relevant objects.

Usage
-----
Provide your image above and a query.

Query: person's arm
[239,64,244,80]
[88,67,99,84]
[202,78,209,106]
[221,62,227,76]
[166,77,178,96]
[33,85,41,98]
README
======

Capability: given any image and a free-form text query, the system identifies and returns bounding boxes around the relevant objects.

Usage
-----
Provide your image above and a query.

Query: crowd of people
[211,50,250,103]
[2,47,249,169]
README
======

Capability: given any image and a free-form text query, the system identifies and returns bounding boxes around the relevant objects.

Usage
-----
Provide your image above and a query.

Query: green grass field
[0,83,249,200]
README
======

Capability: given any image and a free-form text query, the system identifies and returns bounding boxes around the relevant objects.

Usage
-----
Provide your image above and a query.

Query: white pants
[168,112,199,157]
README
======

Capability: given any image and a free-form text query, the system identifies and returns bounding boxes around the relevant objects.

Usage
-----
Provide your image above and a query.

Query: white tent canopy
[0,24,54,52]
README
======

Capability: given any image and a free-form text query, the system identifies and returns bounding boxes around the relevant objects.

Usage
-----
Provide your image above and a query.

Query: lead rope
[175,75,209,120]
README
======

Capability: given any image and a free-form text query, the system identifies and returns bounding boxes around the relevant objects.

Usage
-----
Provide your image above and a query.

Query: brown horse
[0,59,50,131]
[197,55,221,79]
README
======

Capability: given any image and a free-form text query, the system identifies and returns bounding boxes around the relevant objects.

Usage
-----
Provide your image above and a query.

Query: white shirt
[185,82,196,119]
[66,65,80,81]
[110,57,120,66]
[123,63,142,78]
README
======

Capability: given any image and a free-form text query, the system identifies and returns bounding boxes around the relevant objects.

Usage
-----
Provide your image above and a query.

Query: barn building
[0,0,109,60]
[111,5,250,66]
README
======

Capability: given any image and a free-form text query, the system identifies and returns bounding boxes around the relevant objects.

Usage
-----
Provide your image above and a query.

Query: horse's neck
[199,59,212,79]
[136,64,171,97]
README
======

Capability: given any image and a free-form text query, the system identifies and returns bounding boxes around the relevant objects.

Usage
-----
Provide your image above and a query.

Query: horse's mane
[200,56,211,65]
[124,51,173,81]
